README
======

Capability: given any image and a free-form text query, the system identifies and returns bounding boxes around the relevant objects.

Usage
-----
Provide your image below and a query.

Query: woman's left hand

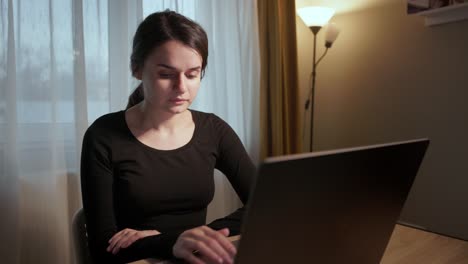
[107,228,161,254]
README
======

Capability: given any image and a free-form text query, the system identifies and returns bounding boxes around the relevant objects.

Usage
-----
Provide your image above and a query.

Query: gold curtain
[258,0,301,158]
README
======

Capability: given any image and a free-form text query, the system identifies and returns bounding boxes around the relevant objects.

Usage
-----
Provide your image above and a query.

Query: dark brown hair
[126,10,209,109]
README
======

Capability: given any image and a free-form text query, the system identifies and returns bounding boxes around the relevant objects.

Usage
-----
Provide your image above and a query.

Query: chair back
[72,208,93,264]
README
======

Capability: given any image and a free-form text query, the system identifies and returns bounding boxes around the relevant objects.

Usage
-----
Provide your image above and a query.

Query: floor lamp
[297,7,340,152]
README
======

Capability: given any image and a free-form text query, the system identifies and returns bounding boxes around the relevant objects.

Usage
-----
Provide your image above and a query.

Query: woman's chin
[167,105,189,114]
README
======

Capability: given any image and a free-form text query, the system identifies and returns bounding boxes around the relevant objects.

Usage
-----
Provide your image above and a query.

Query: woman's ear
[134,70,143,80]
[132,65,143,80]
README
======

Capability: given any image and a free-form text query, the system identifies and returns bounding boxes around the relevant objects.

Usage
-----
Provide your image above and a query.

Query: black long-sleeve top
[80,110,256,263]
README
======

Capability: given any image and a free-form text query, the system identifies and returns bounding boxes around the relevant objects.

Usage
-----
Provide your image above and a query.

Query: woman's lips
[169,98,188,105]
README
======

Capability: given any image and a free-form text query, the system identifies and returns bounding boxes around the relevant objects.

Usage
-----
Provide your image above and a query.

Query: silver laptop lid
[235,138,429,264]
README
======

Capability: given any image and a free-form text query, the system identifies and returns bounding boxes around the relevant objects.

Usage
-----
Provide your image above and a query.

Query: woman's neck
[136,101,192,133]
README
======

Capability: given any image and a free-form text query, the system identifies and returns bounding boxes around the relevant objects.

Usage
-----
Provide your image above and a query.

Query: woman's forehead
[146,40,202,70]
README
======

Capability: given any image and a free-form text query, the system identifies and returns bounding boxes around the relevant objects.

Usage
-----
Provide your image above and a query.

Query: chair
[72,208,94,264]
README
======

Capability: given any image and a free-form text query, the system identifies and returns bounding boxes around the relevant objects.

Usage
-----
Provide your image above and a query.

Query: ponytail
[126,84,144,109]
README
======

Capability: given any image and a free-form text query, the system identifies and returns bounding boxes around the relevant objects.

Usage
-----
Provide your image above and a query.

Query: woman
[80,10,256,264]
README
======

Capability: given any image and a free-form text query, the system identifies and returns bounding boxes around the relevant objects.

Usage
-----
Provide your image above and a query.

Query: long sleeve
[80,127,180,263]
[207,115,257,234]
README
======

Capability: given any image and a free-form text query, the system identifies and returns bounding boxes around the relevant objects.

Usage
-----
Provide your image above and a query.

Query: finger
[119,230,159,250]
[215,228,236,257]
[223,233,236,256]
[151,230,162,236]
[183,238,224,264]
[112,232,135,254]
[110,231,135,254]
[109,228,129,244]
[180,249,205,264]
[203,228,236,259]
[203,235,232,262]
[194,226,232,262]
[108,236,122,254]
[199,253,231,264]
[108,230,123,245]
[122,233,141,249]
[111,236,125,254]
[108,231,126,252]
[108,235,123,252]
[217,228,230,237]
[190,233,231,263]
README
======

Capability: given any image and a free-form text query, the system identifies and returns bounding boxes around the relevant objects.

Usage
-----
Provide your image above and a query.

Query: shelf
[416,2,468,26]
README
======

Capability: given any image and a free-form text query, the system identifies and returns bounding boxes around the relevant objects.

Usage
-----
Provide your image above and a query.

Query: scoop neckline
[121,109,198,154]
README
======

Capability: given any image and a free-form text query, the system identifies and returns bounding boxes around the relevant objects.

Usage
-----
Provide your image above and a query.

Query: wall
[296,1,468,239]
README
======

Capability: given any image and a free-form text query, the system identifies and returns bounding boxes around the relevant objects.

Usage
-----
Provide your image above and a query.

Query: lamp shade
[297,6,335,27]
[325,23,340,47]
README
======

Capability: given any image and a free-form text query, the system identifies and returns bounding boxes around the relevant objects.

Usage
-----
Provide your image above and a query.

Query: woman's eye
[186,72,200,79]
[159,72,199,79]
[159,73,174,78]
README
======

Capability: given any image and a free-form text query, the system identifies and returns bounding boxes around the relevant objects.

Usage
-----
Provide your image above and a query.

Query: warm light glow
[325,23,340,47]
[297,6,335,27]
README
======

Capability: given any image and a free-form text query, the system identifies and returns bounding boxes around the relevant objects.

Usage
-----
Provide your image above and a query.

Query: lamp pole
[309,26,321,152]
[297,7,339,153]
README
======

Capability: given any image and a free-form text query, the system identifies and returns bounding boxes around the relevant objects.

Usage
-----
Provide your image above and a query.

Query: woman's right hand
[172,226,237,264]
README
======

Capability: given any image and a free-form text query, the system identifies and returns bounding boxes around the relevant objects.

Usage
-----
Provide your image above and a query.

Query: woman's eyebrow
[156,63,201,71]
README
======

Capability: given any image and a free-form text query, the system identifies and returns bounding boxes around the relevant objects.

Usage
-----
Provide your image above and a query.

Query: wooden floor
[381,225,468,264]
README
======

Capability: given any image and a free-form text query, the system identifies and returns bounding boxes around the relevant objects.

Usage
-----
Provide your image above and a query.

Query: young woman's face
[135,40,203,114]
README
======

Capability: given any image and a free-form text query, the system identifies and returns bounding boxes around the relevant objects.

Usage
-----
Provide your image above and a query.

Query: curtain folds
[258,0,301,158]
[0,0,259,263]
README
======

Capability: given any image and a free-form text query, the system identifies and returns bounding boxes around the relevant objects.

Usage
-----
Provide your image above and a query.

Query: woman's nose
[174,74,187,92]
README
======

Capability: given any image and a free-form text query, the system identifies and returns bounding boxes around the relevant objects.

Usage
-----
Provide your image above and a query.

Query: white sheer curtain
[0,0,260,263]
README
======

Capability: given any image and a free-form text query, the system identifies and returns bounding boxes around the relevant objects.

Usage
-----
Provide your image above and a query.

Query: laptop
[234,138,429,264]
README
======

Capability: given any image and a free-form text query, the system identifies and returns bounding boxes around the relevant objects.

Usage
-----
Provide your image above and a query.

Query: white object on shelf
[416,2,468,26]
